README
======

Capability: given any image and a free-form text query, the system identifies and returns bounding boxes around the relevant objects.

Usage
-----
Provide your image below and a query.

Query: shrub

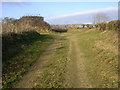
[2,16,51,34]
[95,20,120,31]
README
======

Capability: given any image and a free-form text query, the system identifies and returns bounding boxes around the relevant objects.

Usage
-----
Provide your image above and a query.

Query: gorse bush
[96,20,120,31]
[108,20,120,31]
[97,23,107,31]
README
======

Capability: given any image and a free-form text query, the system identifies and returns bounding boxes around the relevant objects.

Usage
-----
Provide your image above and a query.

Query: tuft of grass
[2,31,55,88]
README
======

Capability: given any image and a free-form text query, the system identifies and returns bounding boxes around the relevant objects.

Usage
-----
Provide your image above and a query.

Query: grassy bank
[33,34,69,88]
[2,31,55,88]
[75,29,118,88]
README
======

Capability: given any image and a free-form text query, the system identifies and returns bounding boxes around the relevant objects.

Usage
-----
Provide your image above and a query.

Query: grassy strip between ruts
[2,31,55,88]
[76,29,118,88]
[33,34,69,88]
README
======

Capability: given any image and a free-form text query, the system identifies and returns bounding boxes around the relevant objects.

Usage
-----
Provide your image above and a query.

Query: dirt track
[15,32,92,88]
[15,36,61,88]
[66,34,92,88]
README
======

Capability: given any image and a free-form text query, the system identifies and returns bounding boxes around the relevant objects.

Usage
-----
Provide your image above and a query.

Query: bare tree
[93,13,109,24]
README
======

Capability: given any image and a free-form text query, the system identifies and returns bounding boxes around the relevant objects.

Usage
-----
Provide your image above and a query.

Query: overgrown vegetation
[76,29,118,88]
[96,20,120,31]
[2,31,54,88]
[93,13,120,31]
[2,16,54,88]
[2,16,50,34]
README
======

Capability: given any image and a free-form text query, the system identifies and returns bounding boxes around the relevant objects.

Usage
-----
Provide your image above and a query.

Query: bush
[108,20,120,31]
[95,20,120,31]
[2,16,51,34]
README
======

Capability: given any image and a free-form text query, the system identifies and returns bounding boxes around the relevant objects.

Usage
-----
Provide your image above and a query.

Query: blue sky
[2,2,118,24]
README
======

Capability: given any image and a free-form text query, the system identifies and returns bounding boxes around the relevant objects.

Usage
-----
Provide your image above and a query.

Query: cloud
[45,7,118,25]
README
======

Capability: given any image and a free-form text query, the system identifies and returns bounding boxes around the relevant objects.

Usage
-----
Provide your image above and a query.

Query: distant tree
[93,13,109,24]
[93,13,109,31]
[82,24,85,28]
[86,24,90,28]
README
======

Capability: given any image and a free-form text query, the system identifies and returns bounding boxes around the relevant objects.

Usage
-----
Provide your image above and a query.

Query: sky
[1,2,119,25]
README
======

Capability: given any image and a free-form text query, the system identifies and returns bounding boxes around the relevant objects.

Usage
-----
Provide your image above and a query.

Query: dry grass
[2,16,50,34]
[76,29,118,88]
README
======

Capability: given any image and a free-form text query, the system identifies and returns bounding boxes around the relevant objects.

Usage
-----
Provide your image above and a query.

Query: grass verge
[76,29,118,88]
[2,31,55,88]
